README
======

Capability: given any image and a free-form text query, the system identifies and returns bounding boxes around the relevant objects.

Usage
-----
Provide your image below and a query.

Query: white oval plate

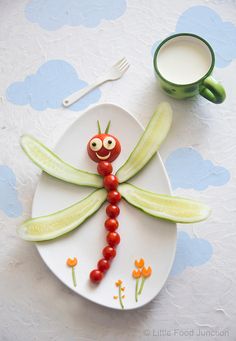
[32,103,177,310]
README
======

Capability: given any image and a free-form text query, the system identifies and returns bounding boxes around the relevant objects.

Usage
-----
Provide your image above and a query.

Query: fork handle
[63,76,107,107]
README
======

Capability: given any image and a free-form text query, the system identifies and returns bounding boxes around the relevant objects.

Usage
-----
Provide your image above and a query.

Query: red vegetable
[105,218,119,232]
[97,258,110,272]
[102,246,116,260]
[87,134,121,163]
[107,232,120,247]
[106,204,120,218]
[103,174,119,191]
[107,190,121,204]
[90,269,104,283]
[88,123,122,282]
[97,161,113,176]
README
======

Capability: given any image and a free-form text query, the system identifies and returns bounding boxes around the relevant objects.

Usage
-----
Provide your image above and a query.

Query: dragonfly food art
[18,102,210,284]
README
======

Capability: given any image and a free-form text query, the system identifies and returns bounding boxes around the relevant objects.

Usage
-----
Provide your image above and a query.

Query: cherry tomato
[103,175,119,191]
[97,161,113,176]
[106,204,120,218]
[97,258,110,272]
[104,218,119,232]
[107,190,121,204]
[102,245,116,260]
[107,232,120,247]
[87,134,121,163]
[90,269,104,283]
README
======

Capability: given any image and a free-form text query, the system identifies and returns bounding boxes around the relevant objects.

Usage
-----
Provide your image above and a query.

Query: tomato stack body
[87,131,121,283]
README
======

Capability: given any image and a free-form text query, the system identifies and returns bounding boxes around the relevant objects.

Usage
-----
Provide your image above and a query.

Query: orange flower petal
[113,296,118,299]
[115,279,122,287]
[142,266,152,278]
[66,257,78,267]
[135,258,145,268]
[132,269,141,278]
[121,287,125,291]
[122,295,125,299]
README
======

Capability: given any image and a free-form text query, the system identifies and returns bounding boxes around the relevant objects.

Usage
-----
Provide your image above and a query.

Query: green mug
[153,33,226,104]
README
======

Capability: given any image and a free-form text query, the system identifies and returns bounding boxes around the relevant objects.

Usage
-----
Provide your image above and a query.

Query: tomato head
[87,133,121,163]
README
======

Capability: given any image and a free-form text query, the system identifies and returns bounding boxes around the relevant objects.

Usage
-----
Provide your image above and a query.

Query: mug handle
[200,76,226,104]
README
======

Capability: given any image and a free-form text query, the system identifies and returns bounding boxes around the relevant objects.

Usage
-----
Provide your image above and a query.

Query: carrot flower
[142,266,152,278]
[115,279,122,287]
[67,257,78,267]
[135,258,144,268]
[114,280,125,309]
[138,266,152,295]
[66,257,78,287]
[132,259,153,301]
[132,269,141,278]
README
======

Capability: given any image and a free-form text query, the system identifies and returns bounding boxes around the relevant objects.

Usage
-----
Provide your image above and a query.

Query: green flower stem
[72,266,77,287]
[138,277,146,295]
[135,278,140,302]
[118,285,124,309]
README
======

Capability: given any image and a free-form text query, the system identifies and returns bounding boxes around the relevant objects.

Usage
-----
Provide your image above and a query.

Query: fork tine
[113,57,126,68]
[117,58,128,68]
[119,64,130,73]
[118,58,128,66]
[118,59,128,69]
[119,61,129,71]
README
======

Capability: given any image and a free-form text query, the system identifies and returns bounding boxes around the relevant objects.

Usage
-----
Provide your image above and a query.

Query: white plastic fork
[62,57,130,107]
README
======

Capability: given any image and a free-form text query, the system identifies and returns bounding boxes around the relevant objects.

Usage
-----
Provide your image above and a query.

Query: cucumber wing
[18,188,107,241]
[21,135,103,188]
[119,183,211,223]
[116,102,172,183]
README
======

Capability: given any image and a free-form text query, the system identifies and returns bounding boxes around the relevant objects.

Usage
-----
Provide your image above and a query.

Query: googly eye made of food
[90,138,102,151]
[103,136,116,150]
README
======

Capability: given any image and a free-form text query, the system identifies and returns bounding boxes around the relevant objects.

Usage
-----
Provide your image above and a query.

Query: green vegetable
[20,135,103,188]
[119,183,211,223]
[116,102,172,183]
[17,189,107,241]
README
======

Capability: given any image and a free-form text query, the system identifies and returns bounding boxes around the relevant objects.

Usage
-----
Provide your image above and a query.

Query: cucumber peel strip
[119,183,211,223]
[17,188,107,241]
[116,102,173,183]
[20,135,103,188]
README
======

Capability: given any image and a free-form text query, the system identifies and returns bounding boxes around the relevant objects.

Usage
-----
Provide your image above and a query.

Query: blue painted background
[170,231,213,276]
[165,148,230,191]
[6,60,101,111]
[0,166,22,218]
[25,0,127,30]
[165,147,228,275]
